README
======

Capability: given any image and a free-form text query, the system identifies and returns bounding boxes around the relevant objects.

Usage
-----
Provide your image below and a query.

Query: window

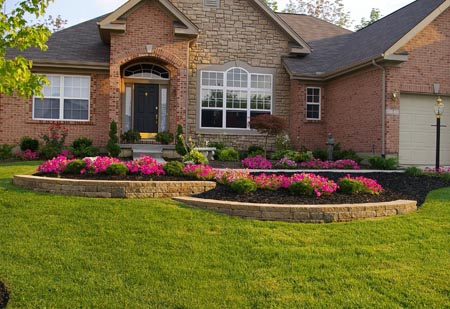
[306,87,321,120]
[200,67,272,129]
[33,75,90,121]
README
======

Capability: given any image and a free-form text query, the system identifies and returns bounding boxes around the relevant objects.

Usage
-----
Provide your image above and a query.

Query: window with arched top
[200,67,272,129]
[124,63,169,79]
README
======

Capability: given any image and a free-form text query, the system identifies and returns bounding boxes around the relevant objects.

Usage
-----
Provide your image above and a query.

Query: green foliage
[368,156,398,170]
[288,181,314,196]
[312,148,327,161]
[175,124,188,156]
[39,144,60,160]
[218,147,239,161]
[183,149,208,164]
[209,141,226,160]
[262,0,279,11]
[333,143,363,163]
[356,8,382,30]
[155,131,174,145]
[105,163,128,176]
[63,160,87,175]
[163,161,185,177]
[274,134,292,152]
[120,129,141,144]
[405,167,423,177]
[40,123,68,155]
[249,114,287,157]
[247,145,265,158]
[272,150,311,162]
[0,144,14,160]
[106,121,120,158]
[20,136,39,152]
[337,178,367,195]
[229,178,257,194]
[69,137,99,158]
[0,0,53,98]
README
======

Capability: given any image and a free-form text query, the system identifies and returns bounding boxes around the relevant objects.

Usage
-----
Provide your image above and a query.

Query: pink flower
[241,156,273,169]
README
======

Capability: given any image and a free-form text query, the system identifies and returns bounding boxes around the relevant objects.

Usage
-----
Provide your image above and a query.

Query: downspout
[372,59,386,157]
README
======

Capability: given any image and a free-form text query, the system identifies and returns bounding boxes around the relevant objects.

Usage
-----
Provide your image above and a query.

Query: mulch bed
[0,280,9,309]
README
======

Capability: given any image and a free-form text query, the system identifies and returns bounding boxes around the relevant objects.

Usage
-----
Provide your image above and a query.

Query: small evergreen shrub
[175,124,188,156]
[39,144,60,160]
[106,121,121,157]
[333,144,363,163]
[230,178,257,194]
[63,160,87,174]
[209,141,225,159]
[368,156,398,170]
[183,149,208,164]
[105,162,128,176]
[155,131,174,144]
[70,137,99,158]
[247,145,265,158]
[337,178,366,194]
[312,148,327,161]
[120,129,141,143]
[163,161,185,176]
[20,136,39,151]
[218,147,239,161]
[405,166,423,176]
[288,181,314,196]
[0,144,13,160]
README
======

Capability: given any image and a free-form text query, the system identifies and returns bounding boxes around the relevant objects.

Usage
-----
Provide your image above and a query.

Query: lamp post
[434,96,444,170]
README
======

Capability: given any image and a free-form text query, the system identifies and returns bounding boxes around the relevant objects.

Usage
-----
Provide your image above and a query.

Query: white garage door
[399,94,450,165]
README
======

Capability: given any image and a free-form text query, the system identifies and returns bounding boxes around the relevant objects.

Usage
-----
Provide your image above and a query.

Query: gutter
[371,59,386,157]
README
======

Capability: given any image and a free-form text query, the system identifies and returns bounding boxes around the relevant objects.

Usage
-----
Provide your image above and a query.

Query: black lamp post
[434,96,444,170]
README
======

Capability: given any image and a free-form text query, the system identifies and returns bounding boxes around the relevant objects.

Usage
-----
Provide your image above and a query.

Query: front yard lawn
[1,162,450,308]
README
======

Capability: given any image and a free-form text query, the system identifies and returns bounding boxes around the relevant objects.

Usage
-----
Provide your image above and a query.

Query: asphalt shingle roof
[7,15,109,64]
[282,0,446,77]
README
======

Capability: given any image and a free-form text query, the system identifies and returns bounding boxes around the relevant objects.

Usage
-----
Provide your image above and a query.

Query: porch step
[120,144,174,161]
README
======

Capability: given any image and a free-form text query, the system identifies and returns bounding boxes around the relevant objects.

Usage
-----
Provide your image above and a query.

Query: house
[1,0,449,165]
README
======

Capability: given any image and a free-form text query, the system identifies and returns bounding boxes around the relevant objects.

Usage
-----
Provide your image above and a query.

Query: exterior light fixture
[434,96,444,170]
[392,89,399,103]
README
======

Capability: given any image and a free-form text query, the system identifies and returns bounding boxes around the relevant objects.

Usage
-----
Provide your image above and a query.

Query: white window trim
[306,86,321,121]
[200,67,273,130]
[32,74,91,122]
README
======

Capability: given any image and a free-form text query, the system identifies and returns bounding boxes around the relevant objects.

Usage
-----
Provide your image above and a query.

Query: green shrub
[271,149,290,160]
[175,124,188,156]
[405,166,423,176]
[120,129,141,144]
[312,148,327,161]
[271,150,311,162]
[230,178,257,194]
[63,160,87,174]
[337,178,367,194]
[183,149,208,164]
[288,182,314,196]
[20,137,39,151]
[155,131,174,145]
[39,144,60,160]
[106,121,121,157]
[70,137,99,158]
[218,147,239,161]
[0,144,14,160]
[105,163,128,176]
[163,161,185,176]
[209,141,225,160]
[248,145,264,157]
[368,156,398,170]
[333,144,362,163]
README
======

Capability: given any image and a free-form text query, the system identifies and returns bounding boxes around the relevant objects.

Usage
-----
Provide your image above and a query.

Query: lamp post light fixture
[434,96,444,170]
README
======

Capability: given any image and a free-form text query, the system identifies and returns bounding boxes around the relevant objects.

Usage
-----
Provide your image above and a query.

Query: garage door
[399,94,450,165]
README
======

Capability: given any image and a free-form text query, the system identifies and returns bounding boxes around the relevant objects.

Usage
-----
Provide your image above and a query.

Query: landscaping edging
[173,196,417,223]
[13,175,216,198]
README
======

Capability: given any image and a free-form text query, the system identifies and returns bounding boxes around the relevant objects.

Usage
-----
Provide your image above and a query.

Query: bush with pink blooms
[300,159,360,170]
[284,173,339,197]
[15,149,39,161]
[125,155,165,176]
[338,175,382,195]
[241,156,273,169]
[183,164,217,180]
[83,156,122,174]
[37,155,72,174]
[275,157,297,169]
[253,173,286,190]
[215,169,251,185]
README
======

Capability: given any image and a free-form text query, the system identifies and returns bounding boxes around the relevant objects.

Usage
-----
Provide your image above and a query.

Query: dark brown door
[133,84,158,133]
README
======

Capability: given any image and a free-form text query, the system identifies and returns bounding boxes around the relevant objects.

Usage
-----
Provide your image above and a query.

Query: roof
[283,0,449,79]
[277,13,351,43]
[6,15,110,68]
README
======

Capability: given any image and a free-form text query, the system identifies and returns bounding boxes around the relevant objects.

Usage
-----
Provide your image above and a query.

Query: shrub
[288,181,314,196]
[218,147,239,161]
[39,144,61,160]
[253,173,286,190]
[175,124,188,156]
[274,134,292,152]
[312,148,327,161]
[105,162,128,176]
[241,156,273,169]
[284,173,338,197]
[63,160,87,174]
[120,129,141,144]
[273,150,311,163]
[215,169,251,185]
[20,136,39,151]
[300,159,360,170]
[70,137,99,158]
[230,178,257,194]
[106,121,121,157]
[39,123,68,158]
[209,141,225,159]
[183,149,208,164]
[275,157,297,169]
[125,155,165,176]
[247,145,265,157]
[368,156,398,170]
[249,114,287,157]
[163,161,185,176]
[0,144,14,160]
[183,164,217,180]
[405,166,423,176]
[84,156,122,174]
[338,175,383,195]
[155,131,174,144]
[37,155,72,174]
[333,144,363,163]
[15,149,39,161]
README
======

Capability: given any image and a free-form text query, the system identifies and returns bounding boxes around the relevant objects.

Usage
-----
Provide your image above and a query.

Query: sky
[4,0,415,29]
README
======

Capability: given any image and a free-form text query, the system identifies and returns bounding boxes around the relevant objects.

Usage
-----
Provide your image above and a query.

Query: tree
[45,14,67,32]
[0,0,53,98]
[283,0,351,28]
[262,0,279,12]
[249,114,287,158]
[355,8,381,30]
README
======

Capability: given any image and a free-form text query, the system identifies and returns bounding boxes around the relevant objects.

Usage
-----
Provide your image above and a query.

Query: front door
[134,84,159,134]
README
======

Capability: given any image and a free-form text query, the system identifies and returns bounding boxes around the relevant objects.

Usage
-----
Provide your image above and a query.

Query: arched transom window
[200,67,272,129]
[124,63,169,80]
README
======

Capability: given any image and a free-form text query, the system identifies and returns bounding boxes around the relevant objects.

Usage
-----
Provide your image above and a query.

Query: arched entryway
[122,62,170,139]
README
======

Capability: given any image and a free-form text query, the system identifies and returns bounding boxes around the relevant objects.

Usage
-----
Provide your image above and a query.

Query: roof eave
[33,60,110,71]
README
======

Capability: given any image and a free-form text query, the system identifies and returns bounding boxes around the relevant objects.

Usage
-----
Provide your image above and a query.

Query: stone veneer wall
[13,175,216,198]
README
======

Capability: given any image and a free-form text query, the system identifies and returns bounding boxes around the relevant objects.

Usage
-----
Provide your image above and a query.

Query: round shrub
[105,162,128,176]
[312,148,327,161]
[288,181,314,196]
[70,137,99,158]
[20,136,39,152]
[229,178,257,194]
[247,145,264,157]
[337,178,366,194]
[218,147,239,161]
[155,131,174,144]
[39,144,60,160]
[63,160,87,174]
[163,161,185,176]
[183,149,208,164]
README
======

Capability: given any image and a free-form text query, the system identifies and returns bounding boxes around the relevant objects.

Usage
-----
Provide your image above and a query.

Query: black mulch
[0,280,9,309]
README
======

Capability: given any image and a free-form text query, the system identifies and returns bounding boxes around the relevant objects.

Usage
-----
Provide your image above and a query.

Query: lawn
[1,162,450,308]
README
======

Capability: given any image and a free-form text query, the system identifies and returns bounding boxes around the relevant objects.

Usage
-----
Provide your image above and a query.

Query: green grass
[1,162,450,308]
